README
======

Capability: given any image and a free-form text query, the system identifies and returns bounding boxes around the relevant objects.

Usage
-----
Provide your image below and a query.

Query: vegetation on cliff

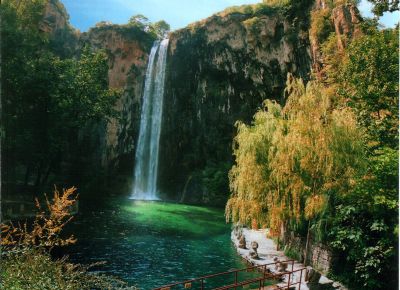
[160,0,314,202]
[225,2,398,289]
[92,14,169,46]
[2,0,121,190]
[1,0,398,288]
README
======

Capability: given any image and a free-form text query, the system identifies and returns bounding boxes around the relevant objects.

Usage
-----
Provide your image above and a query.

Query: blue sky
[62,0,399,32]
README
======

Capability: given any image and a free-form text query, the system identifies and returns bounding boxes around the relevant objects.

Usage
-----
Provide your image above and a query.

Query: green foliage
[2,0,121,187]
[243,17,263,33]
[226,76,366,234]
[90,22,156,48]
[127,14,170,39]
[151,20,171,39]
[367,0,399,16]
[201,162,231,205]
[56,46,120,125]
[128,14,150,28]
[218,2,282,18]
[316,19,399,289]
[263,0,291,6]
[335,28,399,149]
[284,246,302,261]
[310,8,334,44]
[0,188,134,289]
[1,249,133,290]
[329,147,398,289]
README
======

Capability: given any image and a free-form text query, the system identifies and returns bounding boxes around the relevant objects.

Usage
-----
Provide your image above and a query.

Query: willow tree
[226,75,366,237]
[226,100,283,228]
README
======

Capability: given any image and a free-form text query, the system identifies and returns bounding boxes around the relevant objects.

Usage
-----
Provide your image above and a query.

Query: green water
[65,197,251,289]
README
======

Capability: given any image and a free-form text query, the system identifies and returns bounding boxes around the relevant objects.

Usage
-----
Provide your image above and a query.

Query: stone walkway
[231,228,347,290]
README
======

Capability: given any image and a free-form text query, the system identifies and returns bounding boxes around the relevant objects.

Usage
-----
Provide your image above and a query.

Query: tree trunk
[304,220,311,265]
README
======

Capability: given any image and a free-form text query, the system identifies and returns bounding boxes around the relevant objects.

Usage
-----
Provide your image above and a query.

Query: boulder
[278,261,288,272]
[249,250,259,259]
[238,235,247,249]
[306,267,321,283]
[251,241,258,250]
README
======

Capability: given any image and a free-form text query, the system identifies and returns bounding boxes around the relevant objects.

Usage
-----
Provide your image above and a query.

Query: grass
[284,246,302,262]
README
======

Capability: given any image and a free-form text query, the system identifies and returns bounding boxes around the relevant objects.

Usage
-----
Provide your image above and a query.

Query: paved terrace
[231,228,347,290]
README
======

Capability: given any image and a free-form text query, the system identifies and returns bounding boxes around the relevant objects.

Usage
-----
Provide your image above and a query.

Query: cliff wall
[40,0,362,199]
[159,3,313,203]
[80,26,154,176]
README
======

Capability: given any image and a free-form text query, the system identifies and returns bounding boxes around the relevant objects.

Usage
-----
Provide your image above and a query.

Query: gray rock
[278,261,288,272]
[306,267,321,283]
[238,235,247,249]
[249,250,259,259]
[332,281,348,290]
[251,241,258,250]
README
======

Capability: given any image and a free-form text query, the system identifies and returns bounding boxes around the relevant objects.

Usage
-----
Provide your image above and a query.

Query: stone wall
[283,231,333,275]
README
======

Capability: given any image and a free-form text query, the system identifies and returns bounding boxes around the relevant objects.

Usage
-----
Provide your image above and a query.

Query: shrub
[1,187,78,249]
[310,8,334,44]
[0,187,134,290]
[1,248,131,290]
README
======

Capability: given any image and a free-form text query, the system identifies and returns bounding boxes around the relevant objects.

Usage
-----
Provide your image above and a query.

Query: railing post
[234,271,238,290]
[263,264,266,279]
[298,269,303,290]
[287,271,291,290]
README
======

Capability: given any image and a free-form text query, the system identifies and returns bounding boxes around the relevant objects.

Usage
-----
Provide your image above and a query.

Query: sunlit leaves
[1,187,78,249]
[326,28,399,148]
[226,75,366,233]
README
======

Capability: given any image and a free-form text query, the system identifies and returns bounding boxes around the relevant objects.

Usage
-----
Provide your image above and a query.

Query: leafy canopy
[2,0,121,187]
[226,75,366,234]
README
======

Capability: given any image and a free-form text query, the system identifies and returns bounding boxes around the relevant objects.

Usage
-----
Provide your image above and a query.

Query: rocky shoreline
[231,227,348,290]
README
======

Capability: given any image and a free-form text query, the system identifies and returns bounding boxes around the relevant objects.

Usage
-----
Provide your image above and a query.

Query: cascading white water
[130,39,169,200]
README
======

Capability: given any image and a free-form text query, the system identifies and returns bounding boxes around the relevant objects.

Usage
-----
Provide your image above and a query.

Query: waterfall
[130,39,169,200]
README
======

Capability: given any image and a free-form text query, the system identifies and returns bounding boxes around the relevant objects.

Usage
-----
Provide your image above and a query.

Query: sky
[61,0,399,32]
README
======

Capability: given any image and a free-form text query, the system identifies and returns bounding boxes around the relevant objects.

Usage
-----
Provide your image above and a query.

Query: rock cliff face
[158,4,313,202]
[41,0,363,200]
[331,4,362,50]
[80,26,154,174]
[40,0,69,34]
[309,1,363,76]
[40,0,155,183]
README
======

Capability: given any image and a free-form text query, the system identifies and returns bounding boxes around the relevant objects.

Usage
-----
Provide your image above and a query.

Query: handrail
[153,260,307,290]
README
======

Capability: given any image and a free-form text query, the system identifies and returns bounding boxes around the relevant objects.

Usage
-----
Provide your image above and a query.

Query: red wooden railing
[153,259,306,290]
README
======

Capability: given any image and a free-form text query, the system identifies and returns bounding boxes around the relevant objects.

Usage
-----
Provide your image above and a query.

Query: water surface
[65,197,250,289]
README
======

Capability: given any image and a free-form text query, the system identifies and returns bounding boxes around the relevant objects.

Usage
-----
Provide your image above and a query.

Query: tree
[2,1,121,188]
[328,27,399,149]
[150,20,170,38]
[128,14,150,30]
[330,147,398,289]
[368,0,399,16]
[128,15,170,39]
[226,76,366,235]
